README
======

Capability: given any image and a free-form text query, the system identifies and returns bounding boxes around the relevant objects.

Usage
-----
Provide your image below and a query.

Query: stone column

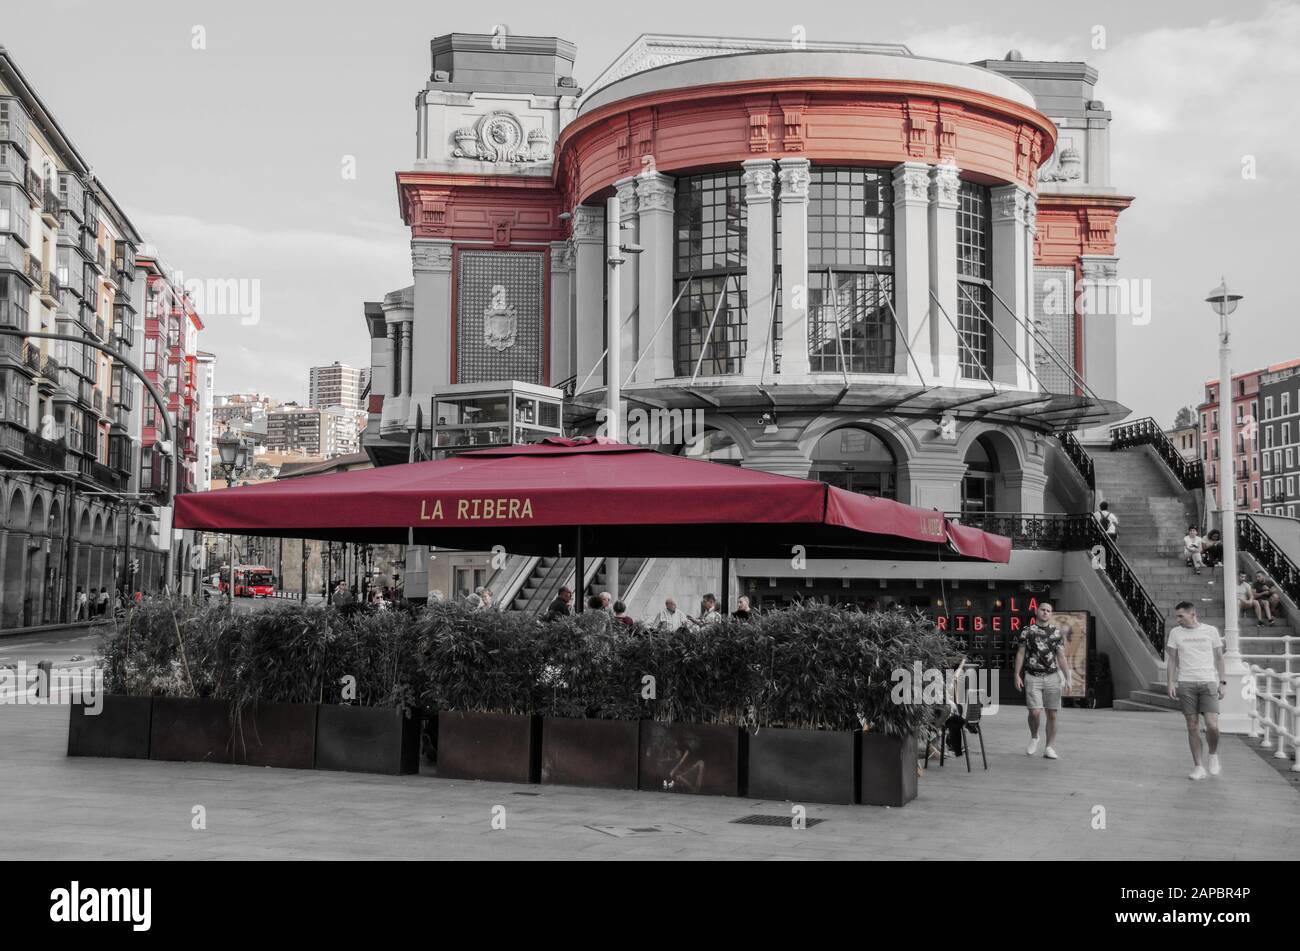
[572,205,606,391]
[990,184,1031,387]
[777,158,811,378]
[410,239,453,391]
[1023,193,1038,383]
[0,530,9,627]
[741,160,776,381]
[927,163,961,381]
[1080,255,1121,405]
[401,322,414,397]
[891,162,931,380]
[908,458,969,512]
[635,172,675,383]
[386,325,402,396]
[549,240,575,385]
[614,177,640,389]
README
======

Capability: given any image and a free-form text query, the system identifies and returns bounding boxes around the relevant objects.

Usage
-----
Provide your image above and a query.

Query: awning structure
[176,437,1011,563]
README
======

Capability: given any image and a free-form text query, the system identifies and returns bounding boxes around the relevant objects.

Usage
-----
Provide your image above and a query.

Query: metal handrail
[1237,513,1300,609]
[1055,428,1095,490]
[1110,416,1204,490]
[1089,518,1168,656]
[1248,664,1299,772]
[943,511,1092,550]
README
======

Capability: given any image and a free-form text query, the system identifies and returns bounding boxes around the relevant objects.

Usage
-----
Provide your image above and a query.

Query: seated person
[1182,526,1205,574]
[1252,571,1282,624]
[1237,571,1271,625]
[1201,530,1223,568]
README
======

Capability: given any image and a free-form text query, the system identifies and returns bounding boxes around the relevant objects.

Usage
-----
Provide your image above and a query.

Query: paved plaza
[0,702,1295,861]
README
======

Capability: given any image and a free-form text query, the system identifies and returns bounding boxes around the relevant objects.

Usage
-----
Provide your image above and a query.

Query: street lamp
[215,429,251,603]
[1204,278,1249,733]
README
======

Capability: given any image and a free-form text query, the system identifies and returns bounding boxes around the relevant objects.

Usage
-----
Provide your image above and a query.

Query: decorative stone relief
[777,159,810,200]
[411,241,453,272]
[635,173,675,212]
[571,206,604,242]
[452,111,551,163]
[483,285,518,351]
[892,163,930,203]
[741,161,776,202]
[930,162,960,206]
[992,187,1027,224]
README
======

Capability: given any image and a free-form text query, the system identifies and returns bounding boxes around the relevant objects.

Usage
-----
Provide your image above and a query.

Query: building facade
[267,404,360,458]
[1260,362,1300,517]
[308,361,365,412]
[0,46,159,626]
[1198,366,1268,514]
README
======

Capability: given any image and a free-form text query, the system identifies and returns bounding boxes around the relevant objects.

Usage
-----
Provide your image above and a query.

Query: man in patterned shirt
[1014,601,1072,760]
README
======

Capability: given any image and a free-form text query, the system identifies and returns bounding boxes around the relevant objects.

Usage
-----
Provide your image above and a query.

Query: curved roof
[579,49,1037,115]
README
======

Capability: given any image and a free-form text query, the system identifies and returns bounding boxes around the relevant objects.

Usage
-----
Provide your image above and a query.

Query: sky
[2,0,1296,423]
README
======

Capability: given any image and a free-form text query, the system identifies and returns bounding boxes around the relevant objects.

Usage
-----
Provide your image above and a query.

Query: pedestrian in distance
[1094,500,1119,540]
[1165,601,1225,781]
[731,596,753,621]
[75,587,87,621]
[544,586,573,621]
[694,593,721,626]
[1013,600,1072,760]
[652,597,689,631]
[613,601,635,627]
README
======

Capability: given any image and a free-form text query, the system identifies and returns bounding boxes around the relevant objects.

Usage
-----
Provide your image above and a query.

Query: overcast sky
[3,0,1295,422]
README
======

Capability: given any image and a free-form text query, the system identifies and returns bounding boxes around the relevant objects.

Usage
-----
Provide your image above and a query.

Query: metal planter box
[149,697,233,764]
[229,702,318,770]
[67,695,153,760]
[314,705,420,775]
[437,711,540,784]
[747,727,860,805]
[541,717,639,789]
[859,732,919,807]
[638,720,745,797]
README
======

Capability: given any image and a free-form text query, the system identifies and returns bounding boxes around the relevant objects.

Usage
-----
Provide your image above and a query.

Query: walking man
[1014,601,1072,759]
[1165,600,1225,780]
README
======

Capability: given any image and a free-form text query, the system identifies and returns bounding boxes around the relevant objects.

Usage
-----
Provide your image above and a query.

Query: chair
[939,692,988,772]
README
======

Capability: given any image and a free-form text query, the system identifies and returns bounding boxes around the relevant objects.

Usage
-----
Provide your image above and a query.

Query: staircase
[1090,440,1296,710]
[508,555,648,615]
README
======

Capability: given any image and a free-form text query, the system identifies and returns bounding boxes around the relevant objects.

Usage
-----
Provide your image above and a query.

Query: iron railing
[1089,518,1168,656]
[23,428,67,470]
[944,512,1093,550]
[21,342,40,373]
[1055,429,1095,489]
[26,168,41,203]
[41,187,60,221]
[1238,514,1300,608]
[1110,416,1204,491]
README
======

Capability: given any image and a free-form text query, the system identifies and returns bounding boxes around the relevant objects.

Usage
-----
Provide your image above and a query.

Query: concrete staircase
[1091,444,1295,710]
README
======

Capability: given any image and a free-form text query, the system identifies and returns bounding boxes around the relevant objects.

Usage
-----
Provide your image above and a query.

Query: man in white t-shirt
[1165,601,1226,781]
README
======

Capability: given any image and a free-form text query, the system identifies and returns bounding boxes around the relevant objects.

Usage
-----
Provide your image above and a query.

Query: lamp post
[216,429,250,603]
[1205,278,1249,733]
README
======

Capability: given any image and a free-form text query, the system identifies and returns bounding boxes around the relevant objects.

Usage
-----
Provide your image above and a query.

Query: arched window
[956,181,992,380]
[807,168,895,374]
[810,426,897,499]
[673,172,747,377]
[962,436,999,517]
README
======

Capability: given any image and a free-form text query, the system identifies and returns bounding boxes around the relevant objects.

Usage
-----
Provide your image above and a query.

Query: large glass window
[0,368,30,427]
[956,181,992,380]
[961,436,999,517]
[807,168,895,374]
[673,172,747,377]
[0,273,28,329]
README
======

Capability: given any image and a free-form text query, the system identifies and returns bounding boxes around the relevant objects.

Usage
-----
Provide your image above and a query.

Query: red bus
[219,565,276,598]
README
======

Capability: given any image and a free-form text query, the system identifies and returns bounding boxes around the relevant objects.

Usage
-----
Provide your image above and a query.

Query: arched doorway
[961,436,999,517]
[26,495,45,626]
[810,425,898,499]
[679,427,744,465]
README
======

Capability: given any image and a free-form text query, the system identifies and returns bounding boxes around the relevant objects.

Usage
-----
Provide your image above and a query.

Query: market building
[355,31,1300,704]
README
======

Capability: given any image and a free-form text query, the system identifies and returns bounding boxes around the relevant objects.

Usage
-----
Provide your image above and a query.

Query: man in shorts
[1165,601,1226,781]
[1014,601,1072,760]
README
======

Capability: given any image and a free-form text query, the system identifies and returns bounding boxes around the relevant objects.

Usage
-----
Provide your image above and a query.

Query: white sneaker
[1026,736,1040,756]
[1207,754,1221,776]
[1043,746,1058,759]
[1188,765,1208,781]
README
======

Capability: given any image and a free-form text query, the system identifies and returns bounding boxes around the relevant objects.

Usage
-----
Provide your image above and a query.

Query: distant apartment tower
[266,404,360,458]
[308,361,364,411]
[1260,361,1300,516]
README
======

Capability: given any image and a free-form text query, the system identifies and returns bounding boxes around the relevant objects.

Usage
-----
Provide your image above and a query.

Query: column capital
[571,205,605,244]
[1079,254,1120,281]
[614,176,639,218]
[990,183,1030,225]
[892,161,931,205]
[777,157,811,201]
[411,239,453,274]
[550,239,576,273]
[634,172,675,213]
[741,159,776,203]
[929,162,961,208]
[1024,192,1038,230]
